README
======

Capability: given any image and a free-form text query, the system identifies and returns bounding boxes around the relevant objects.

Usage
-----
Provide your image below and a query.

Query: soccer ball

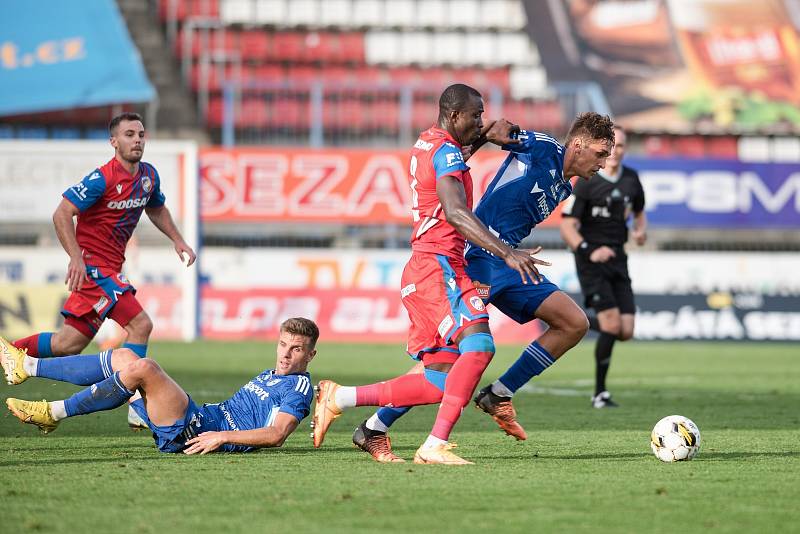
[650,415,701,462]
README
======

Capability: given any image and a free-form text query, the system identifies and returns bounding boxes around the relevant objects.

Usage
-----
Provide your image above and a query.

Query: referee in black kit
[560,125,647,408]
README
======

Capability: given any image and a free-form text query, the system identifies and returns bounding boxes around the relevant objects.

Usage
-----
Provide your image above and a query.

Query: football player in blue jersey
[333,113,616,461]
[3,318,318,454]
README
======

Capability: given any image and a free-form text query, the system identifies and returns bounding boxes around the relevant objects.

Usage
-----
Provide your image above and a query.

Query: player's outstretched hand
[486,118,520,146]
[65,256,89,292]
[631,228,647,246]
[175,240,197,267]
[504,246,551,285]
[184,431,226,455]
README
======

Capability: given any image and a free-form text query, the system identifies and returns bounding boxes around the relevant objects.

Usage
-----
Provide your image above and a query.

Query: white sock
[366,413,388,433]
[422,435,447,449]
[23,356,38,377]
[334,386,357,409]
[49,401,67,421]
[491,380,514,398]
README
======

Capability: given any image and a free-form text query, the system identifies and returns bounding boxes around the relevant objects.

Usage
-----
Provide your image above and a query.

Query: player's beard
[125,147,144,163]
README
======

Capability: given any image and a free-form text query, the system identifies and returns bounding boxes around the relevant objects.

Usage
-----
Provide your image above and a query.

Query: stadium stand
[153,0,562,145]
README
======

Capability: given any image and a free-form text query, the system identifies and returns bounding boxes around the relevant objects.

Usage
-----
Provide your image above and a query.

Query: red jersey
[408,127,473,261]
[62,158,165,272]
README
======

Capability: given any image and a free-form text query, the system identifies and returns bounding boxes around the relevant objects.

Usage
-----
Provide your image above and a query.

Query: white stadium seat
[432,33,464,66]
[364,31,400,64]
[320,0,353,28]
[418,0,449,30]
[254,0,288,25]
[352,0,383,28]
[464,32,495,66]
[509,66,549,98]
[496,32,536,66]
[220,0,254,24]
[448,0,480,30]
[383,0,417,29]
[287,0,319,27]
[400,31,432,65]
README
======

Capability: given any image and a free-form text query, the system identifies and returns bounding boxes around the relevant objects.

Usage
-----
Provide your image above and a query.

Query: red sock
[431,350,493,441]
[356,373,444,407]
[13,334,43,356]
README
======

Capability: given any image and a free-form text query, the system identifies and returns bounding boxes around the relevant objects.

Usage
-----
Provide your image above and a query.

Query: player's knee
[619,327,634,341]
[127,357,162,379]
[569,309,590,339]
[111,348,140,369]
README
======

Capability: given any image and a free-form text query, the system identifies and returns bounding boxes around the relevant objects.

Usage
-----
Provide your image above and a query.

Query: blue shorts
[465,250,560,324]
[131,397,224,453]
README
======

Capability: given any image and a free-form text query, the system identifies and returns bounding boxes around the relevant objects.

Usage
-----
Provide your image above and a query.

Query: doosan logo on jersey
[107,197,150,209]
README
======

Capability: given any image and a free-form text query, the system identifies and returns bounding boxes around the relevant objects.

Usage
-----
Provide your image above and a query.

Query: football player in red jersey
[312,84,548,465]
[2,112,195,428]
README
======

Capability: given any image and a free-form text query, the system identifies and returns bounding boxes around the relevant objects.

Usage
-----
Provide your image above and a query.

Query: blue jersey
[468,130,570,254]
[215,369,313,453]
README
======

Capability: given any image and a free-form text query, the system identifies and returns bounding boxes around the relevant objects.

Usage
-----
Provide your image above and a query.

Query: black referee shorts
[574,253,636,314]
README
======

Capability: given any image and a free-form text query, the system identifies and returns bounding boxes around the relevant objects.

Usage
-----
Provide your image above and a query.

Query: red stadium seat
[254,64,287,84]
[238,30,271,61]
[206,96,225,127]
[338,32,366,64]
[161,0,219,21]
[273,32,305,63]
[237,99,269,128]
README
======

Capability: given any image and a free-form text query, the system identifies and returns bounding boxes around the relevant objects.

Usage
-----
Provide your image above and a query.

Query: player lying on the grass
[313,113,615,462]
[2,318,317,454]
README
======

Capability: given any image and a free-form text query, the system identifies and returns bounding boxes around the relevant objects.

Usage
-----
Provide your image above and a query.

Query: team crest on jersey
[141,176,152,193]
[469,296,485,311]
[116,184,123,194]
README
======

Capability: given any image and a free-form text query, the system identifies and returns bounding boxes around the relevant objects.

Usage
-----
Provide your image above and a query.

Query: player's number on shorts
[410,155,420,222]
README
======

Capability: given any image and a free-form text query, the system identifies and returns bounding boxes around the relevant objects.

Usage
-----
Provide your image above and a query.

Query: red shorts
[61,267,143,339]
[401,252,489,364]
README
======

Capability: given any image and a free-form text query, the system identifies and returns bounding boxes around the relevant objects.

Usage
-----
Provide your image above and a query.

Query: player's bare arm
[632,211,648,246]
[436,175,548,284]
[144,205,196,266]
[183,412,299,454]
[52,198,89,291]
[462,119,520,161]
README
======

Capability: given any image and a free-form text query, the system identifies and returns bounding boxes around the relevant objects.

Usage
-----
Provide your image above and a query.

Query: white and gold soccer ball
[650,415,701,462]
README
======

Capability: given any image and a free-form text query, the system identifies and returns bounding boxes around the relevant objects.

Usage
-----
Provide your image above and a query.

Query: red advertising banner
[198,287,544,345]
[199,147,565,225]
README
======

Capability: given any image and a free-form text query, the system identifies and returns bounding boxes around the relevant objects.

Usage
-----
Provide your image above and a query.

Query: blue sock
[64,371,134,417]
[38,332,54,358]
[122,343,147,358]
[376,406,411,428]
[498,341,555,393]
[36,350,114,386]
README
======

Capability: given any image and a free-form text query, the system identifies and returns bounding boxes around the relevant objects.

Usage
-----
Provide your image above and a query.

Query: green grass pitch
[2,340,798,533]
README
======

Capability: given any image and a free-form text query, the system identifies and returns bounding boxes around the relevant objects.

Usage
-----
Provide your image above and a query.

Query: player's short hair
[280,317,320,348]
[109,112,144,135]
[438,84,482,120]
[566,112,615,145]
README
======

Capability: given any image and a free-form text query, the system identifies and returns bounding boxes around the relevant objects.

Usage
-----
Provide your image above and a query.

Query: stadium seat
[399,32,432,65]
[364,32,399,65]
[0,125,14,138]
[481,0,528,31]
[206,96,226,127]
[237,98,270,128]
[496,33,537,66]
[351,0,383,29]
[238,30,271,61]
[448,0,481,30]
[319,0,353,28]
[287,0,320,27]
[464,33,496,66]
[85,128,110,140]
[432,33,464,66]
[509,66,549,99]
[417,0,448,30]
[273,32,305,62]
[383,0,416,29]
[338,32,366,64]
[219,0,253,24]
[254,0,288,25]
[254,64,286,84]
